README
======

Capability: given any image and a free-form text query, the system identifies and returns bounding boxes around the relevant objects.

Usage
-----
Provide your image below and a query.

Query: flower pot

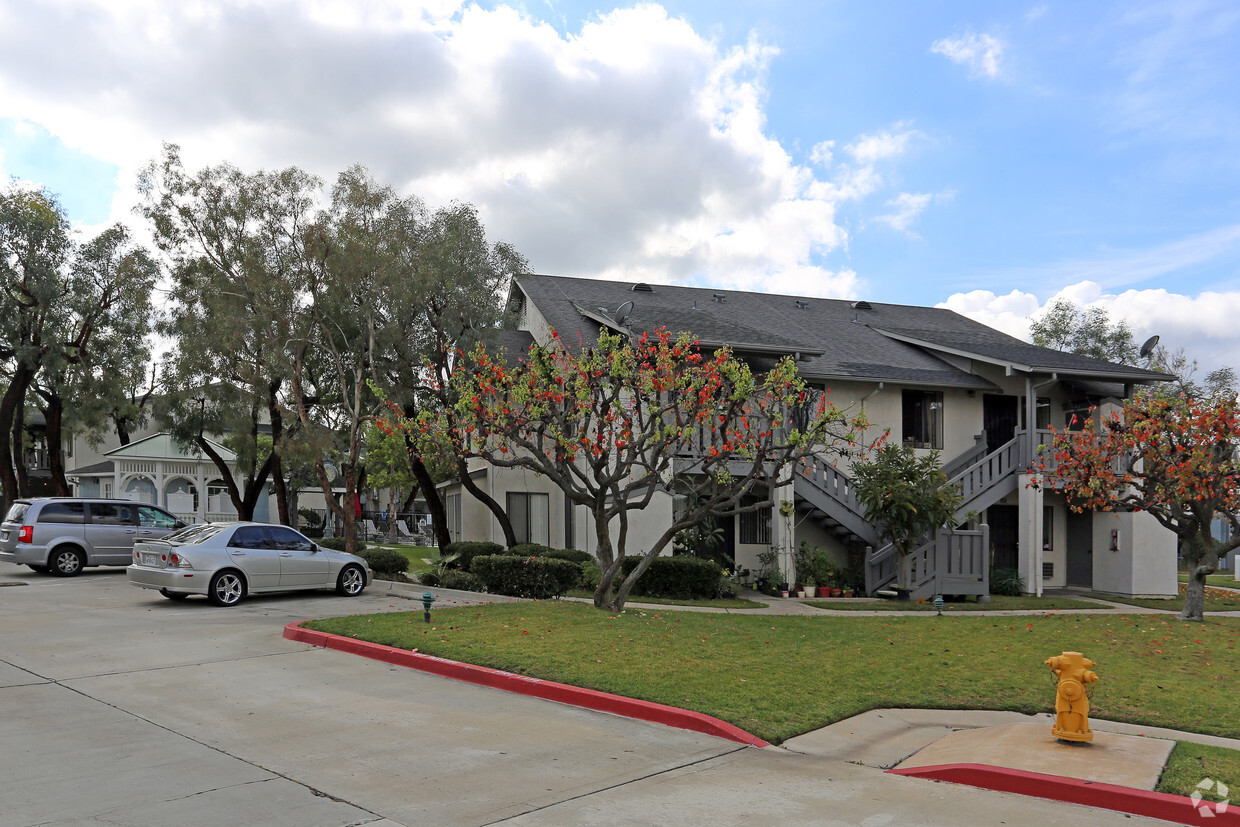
[843,589,855,598]
[895,588,912,602]
[831,588,843,598]
[804,586,817,598]
[780,590,789,598]
[796,588,806,598]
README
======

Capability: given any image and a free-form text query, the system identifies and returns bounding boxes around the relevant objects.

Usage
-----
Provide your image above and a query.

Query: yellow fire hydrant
[1046,651,1098,743]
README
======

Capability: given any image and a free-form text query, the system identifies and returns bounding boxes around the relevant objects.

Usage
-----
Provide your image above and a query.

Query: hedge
[540,548,594,565]
[509,543,555,558]
[445,540,504,572]
[319,537,368,552]
[358,547,409,577]
[470,554,581,599]
[619,555,722,598]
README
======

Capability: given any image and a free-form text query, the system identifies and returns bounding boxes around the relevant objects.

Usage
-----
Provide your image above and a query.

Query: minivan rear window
[37,502,86,524]
[4,502,29,523]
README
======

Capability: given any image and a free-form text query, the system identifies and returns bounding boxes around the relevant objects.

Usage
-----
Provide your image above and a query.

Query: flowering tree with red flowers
[394,327,873,612]
[1039,394,1240,621]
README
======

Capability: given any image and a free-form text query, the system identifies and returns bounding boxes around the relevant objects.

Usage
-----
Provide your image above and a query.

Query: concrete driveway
[0,567,1168,826]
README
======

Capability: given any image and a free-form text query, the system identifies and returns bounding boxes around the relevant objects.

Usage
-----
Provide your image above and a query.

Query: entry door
[983,395,1019,453]
[1066,512,1093,588]
[987,504,1019,570]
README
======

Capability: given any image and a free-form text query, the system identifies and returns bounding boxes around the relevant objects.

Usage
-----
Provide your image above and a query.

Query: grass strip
[1157,742,1240,801]
[1177,573,1239,590]
[1095,585,1240,614]
[803,595,1108,612]
[564,589,765,609]
[305,601,1239,745]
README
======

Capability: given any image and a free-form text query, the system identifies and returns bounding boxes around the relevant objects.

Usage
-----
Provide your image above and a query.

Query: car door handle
[125,529,137,534]
[280,552,293,557]
[232,551,247,556]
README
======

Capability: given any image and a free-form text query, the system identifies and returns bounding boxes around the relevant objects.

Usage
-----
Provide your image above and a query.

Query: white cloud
[940,281,1240,373]
[873,190,954,235]
[931,32,1004,79]
[0,1,925,300]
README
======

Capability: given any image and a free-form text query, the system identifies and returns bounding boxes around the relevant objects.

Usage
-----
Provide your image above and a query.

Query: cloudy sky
[2,0,1239,371]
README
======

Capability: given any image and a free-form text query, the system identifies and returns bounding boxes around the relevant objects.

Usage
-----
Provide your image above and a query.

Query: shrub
[439,570,483,591]
[358,547,409,577]
[319,537,368,552]
[510,542,555,558]
[297,508,323,528]
[470,554,581,599]
[991,567,1026,596]
[576,558,601,591]
[445,541,504,571]
[620,555,722,598]
[541,548,594,565]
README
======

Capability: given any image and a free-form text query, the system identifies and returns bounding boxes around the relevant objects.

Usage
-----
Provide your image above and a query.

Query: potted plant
[803,575,816,598]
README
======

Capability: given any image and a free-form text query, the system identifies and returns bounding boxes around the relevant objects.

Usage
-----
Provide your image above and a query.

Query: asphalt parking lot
[0,567,1168,826]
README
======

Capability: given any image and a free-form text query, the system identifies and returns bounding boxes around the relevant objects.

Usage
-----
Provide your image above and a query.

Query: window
[228,526,269,549]
[89,502,134,526]
[37,502,86,524]
[1020,397,1052,430]
[267,526,315,551]
[902,390,943,449]
[564,498,575,550]
[738,494,771,544]
[506,492,550,545]
[1064,406,1090,431]
[137,505,177,529]
[1043,505,1054,551]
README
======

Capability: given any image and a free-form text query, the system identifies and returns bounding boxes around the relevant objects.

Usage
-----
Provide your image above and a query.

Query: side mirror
[174,520,187,529]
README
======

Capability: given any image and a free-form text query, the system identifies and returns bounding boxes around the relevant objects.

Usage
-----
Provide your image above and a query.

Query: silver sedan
[128,522,371,606]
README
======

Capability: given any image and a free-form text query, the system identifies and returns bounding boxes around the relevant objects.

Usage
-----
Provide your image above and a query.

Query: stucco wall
[1091,510,1177,598]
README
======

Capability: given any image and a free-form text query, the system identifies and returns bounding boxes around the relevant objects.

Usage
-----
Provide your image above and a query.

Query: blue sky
[2,0,1239,369]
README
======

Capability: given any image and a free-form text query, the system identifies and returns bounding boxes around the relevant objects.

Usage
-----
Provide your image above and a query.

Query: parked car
[0,498,187,576]
[128,521,372,606]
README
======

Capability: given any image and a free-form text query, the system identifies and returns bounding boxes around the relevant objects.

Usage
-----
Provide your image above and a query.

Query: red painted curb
[890,763,1238,825]
[284,621,769,747]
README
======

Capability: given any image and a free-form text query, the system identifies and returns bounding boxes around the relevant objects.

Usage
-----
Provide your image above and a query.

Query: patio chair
[397,519,415,540]
[363,519,381,540]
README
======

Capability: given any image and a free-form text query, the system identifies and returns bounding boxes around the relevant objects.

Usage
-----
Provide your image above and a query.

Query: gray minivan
[0,498,187,576]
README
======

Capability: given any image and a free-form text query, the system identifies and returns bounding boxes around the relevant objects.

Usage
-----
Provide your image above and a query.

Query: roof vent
[631,282,654,293]
[712,293,726,304]
[794,300,809,310]
[850,300,872,310]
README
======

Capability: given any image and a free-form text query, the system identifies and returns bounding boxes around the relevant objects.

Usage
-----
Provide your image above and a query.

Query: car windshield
[163,523,226,545]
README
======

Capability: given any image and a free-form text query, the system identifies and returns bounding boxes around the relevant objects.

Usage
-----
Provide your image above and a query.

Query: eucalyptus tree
[375,201,529,550]
[31,225,159,494]
[139,145,320,523]
[0,185,72,500]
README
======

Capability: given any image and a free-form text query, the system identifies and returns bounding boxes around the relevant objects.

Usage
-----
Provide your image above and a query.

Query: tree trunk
[457,458,518,548]
[1179,530,1217,623]
[11,404,29,497]
[0,364,32,502]
[267,388,290,525]
[42,393,70,496]
[409,450,452,551]
[592,507,622,610]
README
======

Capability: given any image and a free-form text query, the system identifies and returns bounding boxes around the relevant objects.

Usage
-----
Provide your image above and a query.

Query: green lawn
[804,595,1108,612]
[1093,585,1240,614]
[1158,742,1240,803]
[305,602,1240,749]
[1178,572,1239,590]
[564,589,766,609]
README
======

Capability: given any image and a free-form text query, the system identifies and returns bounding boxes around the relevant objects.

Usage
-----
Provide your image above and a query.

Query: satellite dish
[1139,335,1160,359]
[614,300,634,325]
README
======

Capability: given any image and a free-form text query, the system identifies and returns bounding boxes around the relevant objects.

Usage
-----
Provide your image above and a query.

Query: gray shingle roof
[512,275,1170,388]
